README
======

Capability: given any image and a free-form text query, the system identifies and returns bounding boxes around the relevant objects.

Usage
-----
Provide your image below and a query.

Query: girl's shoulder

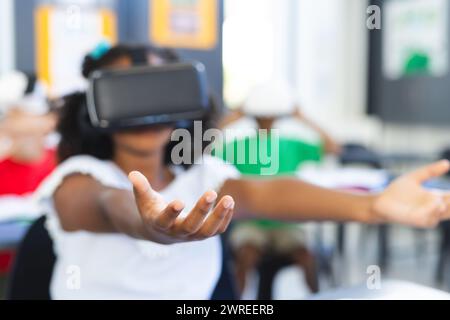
[34,155,128,201]
[52,155,119,181]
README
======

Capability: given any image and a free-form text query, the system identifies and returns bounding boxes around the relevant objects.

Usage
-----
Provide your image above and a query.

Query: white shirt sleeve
[33,155,127,204]
[33,155,132,257]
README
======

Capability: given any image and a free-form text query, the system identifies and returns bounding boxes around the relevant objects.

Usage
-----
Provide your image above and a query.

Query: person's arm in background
[0,109,57,163]
[0,108,57,137]
[294,107,342,155]
[0,130,13,161]
[219,160,450,228]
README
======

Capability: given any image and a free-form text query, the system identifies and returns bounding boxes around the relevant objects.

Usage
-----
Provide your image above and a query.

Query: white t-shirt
[35,155,240,300]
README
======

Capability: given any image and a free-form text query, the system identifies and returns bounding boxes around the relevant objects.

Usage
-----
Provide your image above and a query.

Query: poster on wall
[35,5,117,96]
[383,0,449,80]
[150,0,218,50]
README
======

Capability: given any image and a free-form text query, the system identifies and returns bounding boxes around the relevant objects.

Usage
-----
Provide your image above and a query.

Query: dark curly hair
[82,45,133,79]
[81,44,180,79]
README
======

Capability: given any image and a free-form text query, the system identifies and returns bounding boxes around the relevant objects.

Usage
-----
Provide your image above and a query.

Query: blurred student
[81,42,179,80]
[0,71,56,275]
[0,71,56,198]
[217,81,340,297]
[35,43,450,300]
[219,84,341,156]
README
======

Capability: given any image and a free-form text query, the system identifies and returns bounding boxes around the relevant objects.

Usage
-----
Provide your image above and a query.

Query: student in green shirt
[217,80,341,297]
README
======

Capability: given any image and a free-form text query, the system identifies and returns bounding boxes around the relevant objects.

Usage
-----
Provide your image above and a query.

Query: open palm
[373,160,450,228]
[129,171,235,244]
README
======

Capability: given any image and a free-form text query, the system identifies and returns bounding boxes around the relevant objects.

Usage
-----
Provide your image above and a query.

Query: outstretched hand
[129,171,235,244]
[129,160,450,242]
[372,160,450,228]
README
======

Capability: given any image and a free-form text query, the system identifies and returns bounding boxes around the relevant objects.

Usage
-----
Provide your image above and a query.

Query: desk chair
[6,216,55,300]
[435,148,450,288]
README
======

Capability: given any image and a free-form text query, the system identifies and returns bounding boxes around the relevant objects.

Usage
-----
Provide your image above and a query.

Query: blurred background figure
[217,80,341,299]
[0,70,56,204]
[0,70,56,283]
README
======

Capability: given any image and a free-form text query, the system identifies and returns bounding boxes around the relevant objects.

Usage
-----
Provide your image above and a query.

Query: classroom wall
[295,0,450,156]
[12,0,224,101]
[295,0,376,147]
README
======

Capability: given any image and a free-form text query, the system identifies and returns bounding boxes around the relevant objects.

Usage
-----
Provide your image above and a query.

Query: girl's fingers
[217,208,234,234]
[153,200,185,230]
[129,172,234,240]
[194,196,235,238]
[180,191,217,234]
[129,171,152,201]
[129,171,165,215]
[407,160,450,183]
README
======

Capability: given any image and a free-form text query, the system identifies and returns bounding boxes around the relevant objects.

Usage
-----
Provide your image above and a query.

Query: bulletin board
[35,5,117,96]
[382,0,448,80]
[368,0,450,125]
[150,0,218,50]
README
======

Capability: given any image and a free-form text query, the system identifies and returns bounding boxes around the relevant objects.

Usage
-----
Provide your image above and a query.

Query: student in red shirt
[0,75,56,274]
[0,109,57,196]
[0,71,57,196]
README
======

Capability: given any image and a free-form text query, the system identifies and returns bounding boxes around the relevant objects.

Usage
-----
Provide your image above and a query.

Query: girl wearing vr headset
[36,44,450,299]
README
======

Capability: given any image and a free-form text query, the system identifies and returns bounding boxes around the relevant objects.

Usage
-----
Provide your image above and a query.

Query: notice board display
[368,0,450,125]
[35,5,117,96]
[150,0,218,50]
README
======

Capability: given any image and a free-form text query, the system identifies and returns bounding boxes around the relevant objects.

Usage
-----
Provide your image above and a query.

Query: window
[223,0,276,107]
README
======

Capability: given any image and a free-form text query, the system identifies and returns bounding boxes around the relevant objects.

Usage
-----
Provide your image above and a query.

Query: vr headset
[87,61,210,131]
